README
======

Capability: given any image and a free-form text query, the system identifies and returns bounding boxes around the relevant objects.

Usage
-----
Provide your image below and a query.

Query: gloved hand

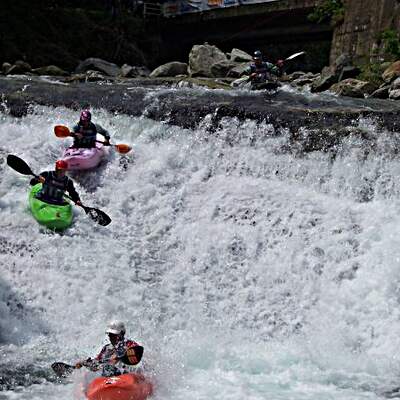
[75,200,83,207]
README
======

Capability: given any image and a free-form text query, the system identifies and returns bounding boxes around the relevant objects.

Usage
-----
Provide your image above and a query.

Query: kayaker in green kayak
[30,159,81,206]
[74,321,144,377]
[71,110,111,149]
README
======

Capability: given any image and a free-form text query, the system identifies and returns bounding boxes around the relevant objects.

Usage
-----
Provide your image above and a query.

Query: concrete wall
[330,0,400,64]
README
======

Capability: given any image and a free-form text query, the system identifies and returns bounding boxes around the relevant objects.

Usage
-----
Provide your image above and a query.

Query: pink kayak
[61,143,106,171]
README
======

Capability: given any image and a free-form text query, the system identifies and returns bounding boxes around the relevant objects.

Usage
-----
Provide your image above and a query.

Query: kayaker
[71,110,111,149]
[245,50,281,83]
[75,321,143,376]
[30,160,82,206]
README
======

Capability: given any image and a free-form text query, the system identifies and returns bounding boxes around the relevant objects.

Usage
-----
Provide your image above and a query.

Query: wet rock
[188,43,227,77]
[283,71,306,82]
[227,63,249,78]
[120,64,150,78]
[6,60,32,75]
[211,60,238,78]
[150,61,188,77]
[310,66,338,92]
[229,48,252,63]
[382,60,400,83]
[333,53,352,75]
[32,65,69,76]
[75,57,120,77]
[2,62,11,74]
[330,78,378,98]
[291,73,316,87]
[369,85,390,99]
[391,76,400,90]
[389,88,400,100]
[338,65,361,81]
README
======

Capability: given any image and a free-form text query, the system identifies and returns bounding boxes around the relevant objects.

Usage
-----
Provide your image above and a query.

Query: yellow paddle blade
[114,144,132,154]
[54,125,71,138]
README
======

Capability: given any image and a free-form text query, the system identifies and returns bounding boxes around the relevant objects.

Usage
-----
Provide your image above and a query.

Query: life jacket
[96,339,141,366]
[38,172,68,204]
[249,62,273,82]
[74,122,97,148]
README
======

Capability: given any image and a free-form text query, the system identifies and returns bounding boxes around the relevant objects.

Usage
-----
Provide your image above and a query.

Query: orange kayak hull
[86,373,153,400]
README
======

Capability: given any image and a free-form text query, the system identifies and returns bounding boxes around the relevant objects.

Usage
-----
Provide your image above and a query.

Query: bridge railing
[143,0,280,18]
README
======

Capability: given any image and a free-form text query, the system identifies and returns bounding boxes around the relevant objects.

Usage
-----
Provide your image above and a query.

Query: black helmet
[253,50,262,60]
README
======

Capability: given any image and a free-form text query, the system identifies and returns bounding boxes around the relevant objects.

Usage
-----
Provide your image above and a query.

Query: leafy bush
[380,29,400,59]
[308,0,344,25]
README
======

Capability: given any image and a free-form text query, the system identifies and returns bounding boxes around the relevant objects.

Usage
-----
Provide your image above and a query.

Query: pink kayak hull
[61,143,106,171]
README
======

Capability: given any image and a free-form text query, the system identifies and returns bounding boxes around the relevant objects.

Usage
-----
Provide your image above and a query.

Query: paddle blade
[54,125,71,138]
[84,206,112,226]
[114,144,132,154]
[7,154,35,176]
[51,362,75,377]
[285,51,306,61]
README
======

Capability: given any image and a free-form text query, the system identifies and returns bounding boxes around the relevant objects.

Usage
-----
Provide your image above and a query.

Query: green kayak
[28,184,73,230]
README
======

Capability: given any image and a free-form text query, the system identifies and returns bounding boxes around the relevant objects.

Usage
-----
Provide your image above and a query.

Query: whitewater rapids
[1,105,400,399]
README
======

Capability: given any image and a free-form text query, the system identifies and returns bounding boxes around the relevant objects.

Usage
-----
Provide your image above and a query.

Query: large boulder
[227,63,250,78]
[188,43,227,77]
[6,60,32,75]
[229,48,253,63]
[330,78,378,98]
[369,85,390,99]
[310,66,338,92]
[75,58,120,77]
[120,64,150,78]
[210,60,238,78]
[382,60,400,83]
[150,61,188,77]
[32,65,69,76]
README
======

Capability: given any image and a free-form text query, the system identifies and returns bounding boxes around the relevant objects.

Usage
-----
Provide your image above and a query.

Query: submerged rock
[32,65,69,76]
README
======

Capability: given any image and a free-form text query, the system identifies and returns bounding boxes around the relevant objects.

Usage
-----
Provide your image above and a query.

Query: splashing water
[1,106,400,399]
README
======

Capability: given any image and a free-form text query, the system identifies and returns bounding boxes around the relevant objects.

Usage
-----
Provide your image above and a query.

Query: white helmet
[105,320,126,335]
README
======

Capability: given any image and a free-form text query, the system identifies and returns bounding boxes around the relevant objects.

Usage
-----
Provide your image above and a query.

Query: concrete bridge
[148,0,331,71]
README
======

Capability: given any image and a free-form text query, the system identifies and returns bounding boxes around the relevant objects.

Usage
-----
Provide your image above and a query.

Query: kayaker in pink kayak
[71,110,111,149]
[75,321,144,376]
[30,160,82,206]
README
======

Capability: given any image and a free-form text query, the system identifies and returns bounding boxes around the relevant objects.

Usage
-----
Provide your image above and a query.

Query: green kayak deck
[28,184,73,230]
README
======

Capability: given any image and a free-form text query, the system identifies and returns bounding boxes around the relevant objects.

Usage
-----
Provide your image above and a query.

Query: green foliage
[380,29,400,59]
[308,0,344,25]
[357,63,385,86]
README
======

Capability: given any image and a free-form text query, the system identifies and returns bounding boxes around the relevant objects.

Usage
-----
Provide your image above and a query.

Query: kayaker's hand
[75,200,82,207]
[38,176,45,184]
[75,132,83,139]
[104,137,111,146]
[75,361,83,369]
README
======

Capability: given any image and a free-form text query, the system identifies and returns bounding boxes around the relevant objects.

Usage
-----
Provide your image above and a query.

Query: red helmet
[80,110,91,122]
[55,160,68,170]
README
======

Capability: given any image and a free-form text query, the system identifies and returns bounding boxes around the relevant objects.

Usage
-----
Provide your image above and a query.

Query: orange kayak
[86,373,153,400]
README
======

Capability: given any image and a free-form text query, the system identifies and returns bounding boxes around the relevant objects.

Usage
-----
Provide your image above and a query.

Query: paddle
[51,346,144,377]
[6,154,111,226]
[54,125,132,154]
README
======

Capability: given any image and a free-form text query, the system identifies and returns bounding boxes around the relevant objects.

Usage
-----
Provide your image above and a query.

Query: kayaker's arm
[95,124,111,145]
[66,179,81,204]
[30,171,47,185]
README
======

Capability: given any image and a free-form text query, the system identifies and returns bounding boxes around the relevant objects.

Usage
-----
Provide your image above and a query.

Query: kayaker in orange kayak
[75,321,143,377]
[71,110,111,149]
